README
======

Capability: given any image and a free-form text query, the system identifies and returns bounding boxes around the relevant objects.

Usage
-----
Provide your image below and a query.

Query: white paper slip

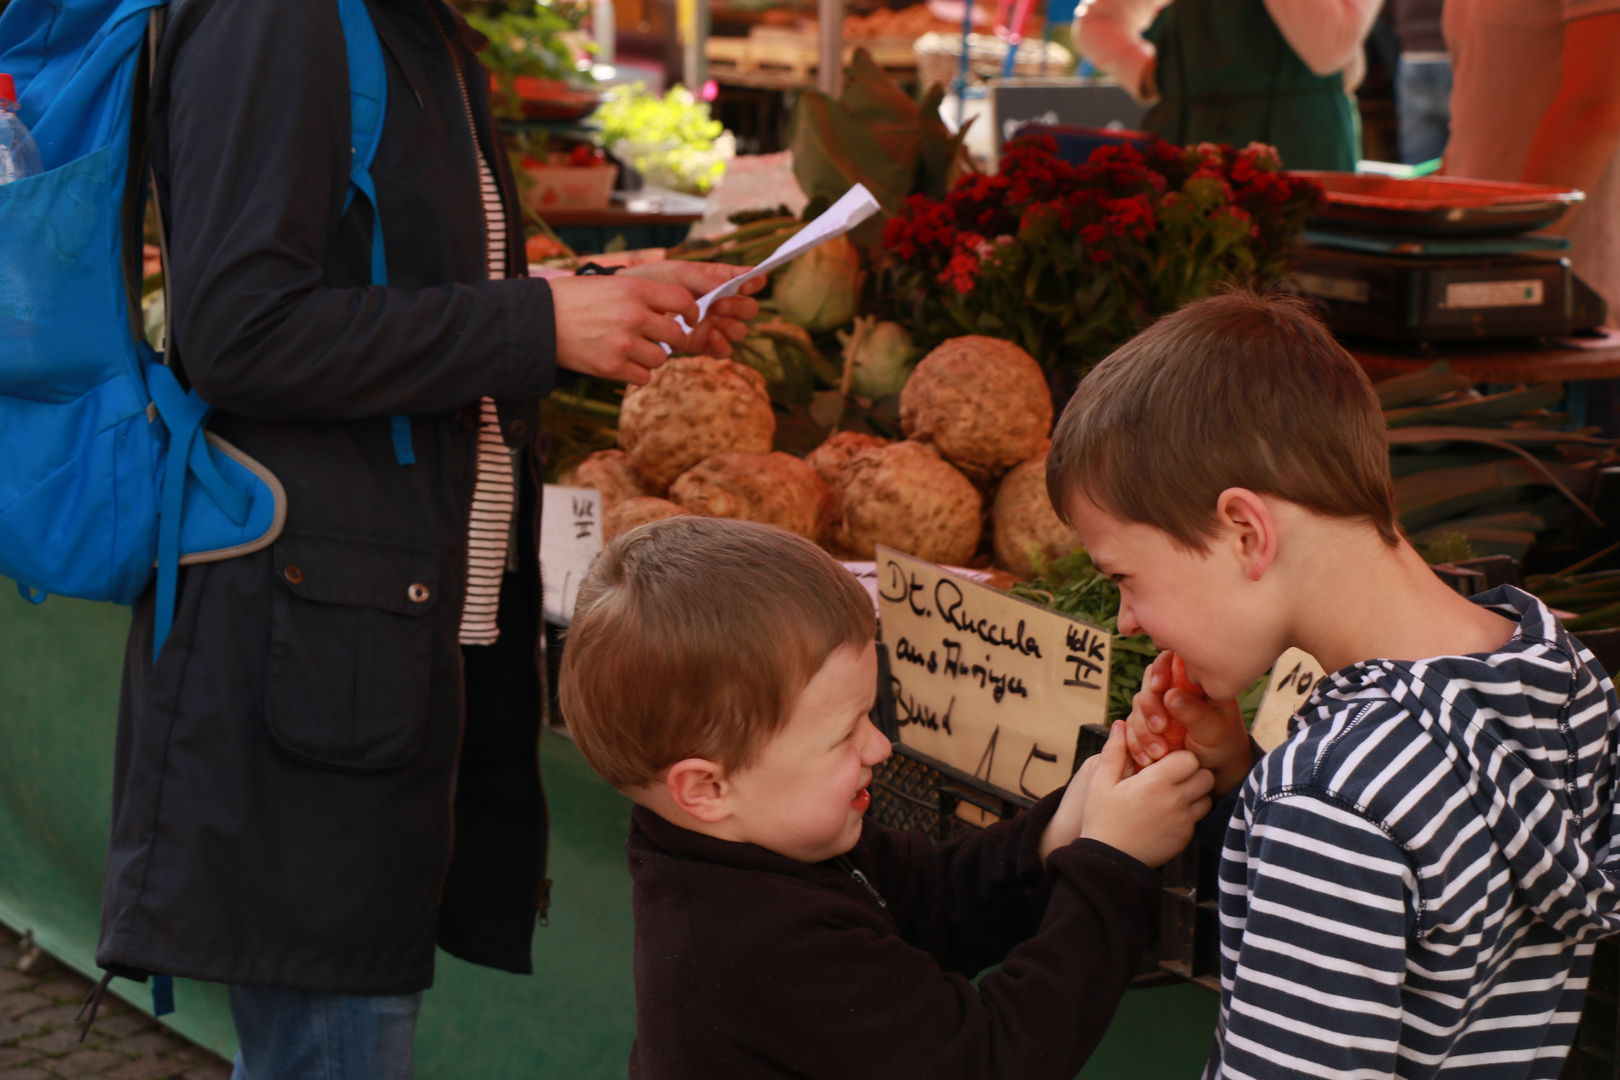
[670,183,882,346]
[540,485,604,626]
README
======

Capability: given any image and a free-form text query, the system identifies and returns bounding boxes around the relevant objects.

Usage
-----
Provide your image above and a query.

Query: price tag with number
[1251,647,1326,751]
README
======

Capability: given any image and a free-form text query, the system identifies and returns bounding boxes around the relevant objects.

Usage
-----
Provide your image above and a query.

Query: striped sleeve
[1213,794,1416,1080]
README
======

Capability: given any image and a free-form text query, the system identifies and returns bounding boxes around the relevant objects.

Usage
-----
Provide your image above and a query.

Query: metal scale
[1286,174,1608,344]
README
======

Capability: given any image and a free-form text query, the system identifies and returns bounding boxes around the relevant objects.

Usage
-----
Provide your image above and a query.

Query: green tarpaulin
[0,588,1217,1077]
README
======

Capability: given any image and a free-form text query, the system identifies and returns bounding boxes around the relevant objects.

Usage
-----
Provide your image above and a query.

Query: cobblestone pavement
[0,923,231,1080]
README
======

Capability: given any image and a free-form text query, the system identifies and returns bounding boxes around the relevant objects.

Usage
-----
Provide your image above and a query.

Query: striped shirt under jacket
[1207,586,1620,1080]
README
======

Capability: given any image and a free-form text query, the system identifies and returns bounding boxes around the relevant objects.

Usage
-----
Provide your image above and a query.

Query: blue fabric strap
[390,414,416,465]
[335,0,413,467]
[151,974,174,1016]
[146,364,212,664]
[15,582,45,604]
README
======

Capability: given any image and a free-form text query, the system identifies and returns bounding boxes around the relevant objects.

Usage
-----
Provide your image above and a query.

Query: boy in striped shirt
[1046,290,1620,1079]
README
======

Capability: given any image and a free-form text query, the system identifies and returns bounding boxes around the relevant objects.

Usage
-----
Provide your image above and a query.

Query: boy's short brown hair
[1047,289,1400,549]
[557,516,876,790]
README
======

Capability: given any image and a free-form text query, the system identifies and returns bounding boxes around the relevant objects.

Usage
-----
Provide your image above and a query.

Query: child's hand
[1080,721,1214,868]
[1037,749,1104,864]
[1126,652,1254,796]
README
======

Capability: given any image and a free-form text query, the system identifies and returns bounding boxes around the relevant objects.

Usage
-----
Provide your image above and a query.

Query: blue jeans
[229,985,421,1080]
[1395,57,1453,165]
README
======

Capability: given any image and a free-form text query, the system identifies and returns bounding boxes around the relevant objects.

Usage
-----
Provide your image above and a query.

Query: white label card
[875,547,1111,803]
[540,485,603,627]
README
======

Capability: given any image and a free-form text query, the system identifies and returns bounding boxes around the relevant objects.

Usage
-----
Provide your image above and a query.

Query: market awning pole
[953,0,972,128]
[818,0,842,97]
[680,0,708,91]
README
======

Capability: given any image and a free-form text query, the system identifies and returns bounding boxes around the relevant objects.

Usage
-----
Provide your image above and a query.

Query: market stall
[7,2,1620,1075]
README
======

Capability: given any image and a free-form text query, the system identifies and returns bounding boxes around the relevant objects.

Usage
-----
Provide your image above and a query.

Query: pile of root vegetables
[561,334,1078,576]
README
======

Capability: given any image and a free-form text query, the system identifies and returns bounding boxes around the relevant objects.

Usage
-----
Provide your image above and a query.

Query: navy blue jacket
[627,792,1163,1079]
[96,0,557,993]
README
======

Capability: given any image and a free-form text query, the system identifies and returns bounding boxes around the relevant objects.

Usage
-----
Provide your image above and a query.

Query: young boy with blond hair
[1048,289,1620,1079]
[558,515,1214,1080]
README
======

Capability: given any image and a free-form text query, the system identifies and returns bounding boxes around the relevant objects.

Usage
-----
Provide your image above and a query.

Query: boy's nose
[860,717,893,766]
[1117,597,1141,637]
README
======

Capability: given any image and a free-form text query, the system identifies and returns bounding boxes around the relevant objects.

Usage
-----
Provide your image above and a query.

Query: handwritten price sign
[539,485,603,627]
[1250,647,1325,751]
[876,547,1112,803]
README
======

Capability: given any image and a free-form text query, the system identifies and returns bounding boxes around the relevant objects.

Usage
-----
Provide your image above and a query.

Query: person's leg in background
[229,985,422,1080]
[1396,54,1453,164]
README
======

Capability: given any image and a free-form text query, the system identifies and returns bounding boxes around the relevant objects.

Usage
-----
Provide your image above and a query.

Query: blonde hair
[1047,289,1400,549]
[558,516,876,789]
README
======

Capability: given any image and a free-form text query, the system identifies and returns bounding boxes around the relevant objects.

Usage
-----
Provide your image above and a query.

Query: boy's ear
[664,757,733,824]
[1215,487,1278,582]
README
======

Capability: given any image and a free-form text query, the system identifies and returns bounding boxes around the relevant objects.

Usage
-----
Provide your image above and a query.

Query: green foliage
[595,83,731,194]
[730,321,842,407]
[1012,548,1268,725]
[465,2,592,89]
[1418,532,1479,565]
[1382,361,1619,562]
[787,50,967,242]
[668,217,806,266]
[1010,549,1266,726]
[1527,541,1620,632]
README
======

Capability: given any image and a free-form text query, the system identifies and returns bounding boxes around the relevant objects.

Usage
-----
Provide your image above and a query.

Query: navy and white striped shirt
[1207,586,1620,1080]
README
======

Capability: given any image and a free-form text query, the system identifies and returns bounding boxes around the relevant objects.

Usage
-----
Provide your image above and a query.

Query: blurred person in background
[1447,0,1620,439]
[1073,0,1381,170]
[1393,0,1449,163]
[1446,0,1620,325]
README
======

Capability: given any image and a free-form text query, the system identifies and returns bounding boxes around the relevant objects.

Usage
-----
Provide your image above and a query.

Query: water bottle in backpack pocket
[0,0,284,635]
[0,0,394,648]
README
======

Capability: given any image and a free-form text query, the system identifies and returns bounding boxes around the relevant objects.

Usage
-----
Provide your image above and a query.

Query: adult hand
[549,274,699,385]
[622,261,764,359]
[1125,652,1253,796]
[1080,722,1213,869]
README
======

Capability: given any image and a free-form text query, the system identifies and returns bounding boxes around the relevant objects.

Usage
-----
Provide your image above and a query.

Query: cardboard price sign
[539,485,603,627]
[1250,647,1326,751]
[876,547,1112,802]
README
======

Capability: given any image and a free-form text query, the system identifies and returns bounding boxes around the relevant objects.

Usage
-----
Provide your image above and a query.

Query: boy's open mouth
[851,787,871,812]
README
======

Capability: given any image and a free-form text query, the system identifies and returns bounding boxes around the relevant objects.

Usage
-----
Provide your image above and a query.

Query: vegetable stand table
[0,588,1219,1079]
[541,200,705,257]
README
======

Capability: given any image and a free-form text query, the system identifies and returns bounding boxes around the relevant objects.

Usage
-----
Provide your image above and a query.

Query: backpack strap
[336,0,414,466]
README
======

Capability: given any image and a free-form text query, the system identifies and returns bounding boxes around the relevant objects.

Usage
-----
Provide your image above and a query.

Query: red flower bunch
[884,135,1321,370]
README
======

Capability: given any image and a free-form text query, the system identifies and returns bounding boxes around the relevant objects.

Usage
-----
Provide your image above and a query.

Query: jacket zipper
[529,444,552,923]
[421,0,490,280]
[422,0,546,920]
[422,0,483,901]
[835,856,888,908]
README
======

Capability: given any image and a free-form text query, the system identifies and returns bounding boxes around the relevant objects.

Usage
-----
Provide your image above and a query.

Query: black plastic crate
[865,702,1182,987]
[1075,723,1222,990]
[1563,938,1620,1080]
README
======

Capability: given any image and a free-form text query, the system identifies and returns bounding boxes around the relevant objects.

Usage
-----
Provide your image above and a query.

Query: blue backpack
[0,0,402,1018]
[0,0,405,664]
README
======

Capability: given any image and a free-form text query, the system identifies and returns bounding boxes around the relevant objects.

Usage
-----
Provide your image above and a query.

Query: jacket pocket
[268,531,443,771]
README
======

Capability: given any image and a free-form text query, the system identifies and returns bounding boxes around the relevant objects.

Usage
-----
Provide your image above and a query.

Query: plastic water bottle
[0,74,42,185]
[0,72,42,361]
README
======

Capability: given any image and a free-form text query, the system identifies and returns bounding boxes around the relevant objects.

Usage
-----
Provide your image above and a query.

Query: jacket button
[407,583,431,603]
[283,565,304,585]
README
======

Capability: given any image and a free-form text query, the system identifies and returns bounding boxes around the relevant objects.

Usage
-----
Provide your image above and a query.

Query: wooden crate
[706,30,918,88]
